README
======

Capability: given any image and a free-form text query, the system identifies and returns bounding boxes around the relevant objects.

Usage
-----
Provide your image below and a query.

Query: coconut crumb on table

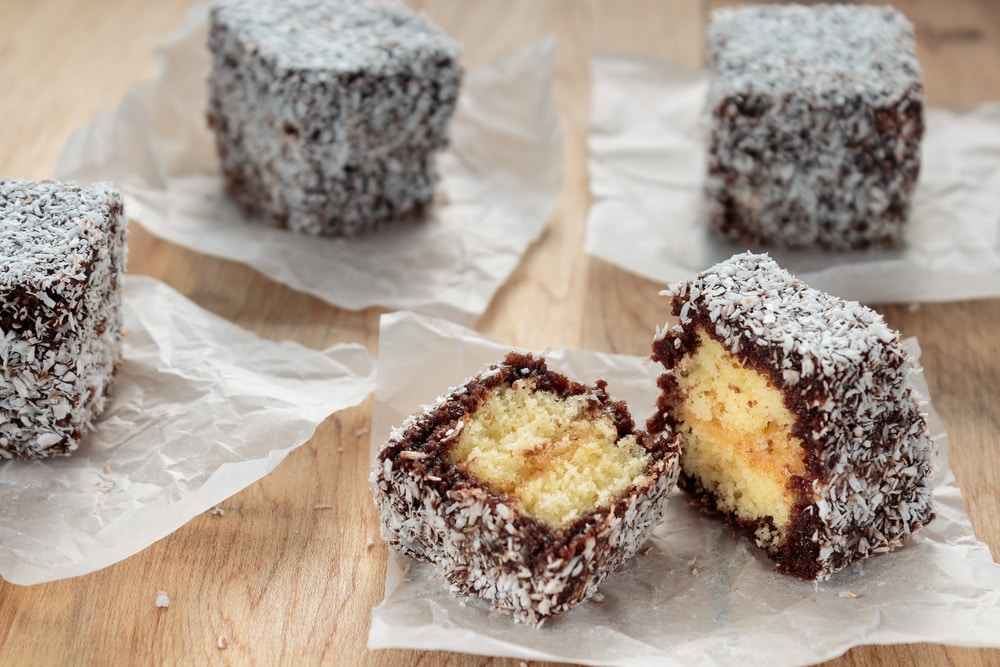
[208,506,225,516]
[217,636,229,650]
[155,591,170,608]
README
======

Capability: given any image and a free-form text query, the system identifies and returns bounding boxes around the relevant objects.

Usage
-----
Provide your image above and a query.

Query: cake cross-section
[704,4,925,249]
[649,253,935,580]
[207,0,462,237]
[0,179,127,459]
[371,352,681,624]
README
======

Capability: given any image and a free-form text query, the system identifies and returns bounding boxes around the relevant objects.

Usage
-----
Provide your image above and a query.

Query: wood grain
[1,1,998,665]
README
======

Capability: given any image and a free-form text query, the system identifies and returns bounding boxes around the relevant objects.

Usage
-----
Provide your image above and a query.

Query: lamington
[207,0,462,237]
[0,179,127,459]
[371,352,681,624]
[704,4,925,249]
[648,253,935,580]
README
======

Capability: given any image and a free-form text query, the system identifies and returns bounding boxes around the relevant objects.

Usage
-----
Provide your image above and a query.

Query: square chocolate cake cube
[207,0,462,237]
[0,179,127,459]
[704,4,924,249]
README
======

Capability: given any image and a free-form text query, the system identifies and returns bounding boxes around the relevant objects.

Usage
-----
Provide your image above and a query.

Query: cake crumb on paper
[839,590,860,599]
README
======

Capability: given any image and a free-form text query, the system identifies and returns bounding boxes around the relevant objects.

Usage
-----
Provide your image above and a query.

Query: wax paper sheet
[368,310,1000,667]
[0,276,375,586]
[54,3,562,326]
[587,54,1000,304]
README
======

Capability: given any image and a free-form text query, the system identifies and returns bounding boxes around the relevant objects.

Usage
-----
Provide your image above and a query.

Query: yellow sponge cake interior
[674,328,806,542]
[449,379,653,528]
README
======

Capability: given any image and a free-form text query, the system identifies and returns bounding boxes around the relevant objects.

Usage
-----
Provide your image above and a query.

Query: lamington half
[0,179,127,459]
[207,0,462,236]
[704,4,924,249]
[648,253,935,580]
[372,352,681,624]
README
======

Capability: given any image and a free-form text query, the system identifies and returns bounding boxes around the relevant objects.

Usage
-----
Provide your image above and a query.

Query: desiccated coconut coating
[371,352,681,624]
[649,252,935,580]
[704,4,924,250]
[0,179,127,459]
[207,0,462,237]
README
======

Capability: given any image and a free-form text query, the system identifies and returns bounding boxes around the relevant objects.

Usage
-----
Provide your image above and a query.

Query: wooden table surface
[2,0,998,665]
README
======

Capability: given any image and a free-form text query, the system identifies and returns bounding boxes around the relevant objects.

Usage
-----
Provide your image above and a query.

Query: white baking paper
[368,310,1000,667]
[54,3,562,326]
[587,54,1000,303]
[0,276,375,586]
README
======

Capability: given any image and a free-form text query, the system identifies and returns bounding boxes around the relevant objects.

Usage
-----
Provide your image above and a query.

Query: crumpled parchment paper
[587,54,1000,304]
[0,276,375,586]
[54,2,562,326]
[367,310,1000,667]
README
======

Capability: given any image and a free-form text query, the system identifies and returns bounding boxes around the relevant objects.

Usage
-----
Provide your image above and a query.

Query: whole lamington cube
[207,0,462,237]
[0,179,127,459]
[704,4,925,250]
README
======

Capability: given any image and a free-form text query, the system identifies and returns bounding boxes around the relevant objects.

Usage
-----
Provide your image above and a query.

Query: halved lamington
[0,179,127,459]
[207,0,462,236]
[648,253,935,580]
[372,352,681,623]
